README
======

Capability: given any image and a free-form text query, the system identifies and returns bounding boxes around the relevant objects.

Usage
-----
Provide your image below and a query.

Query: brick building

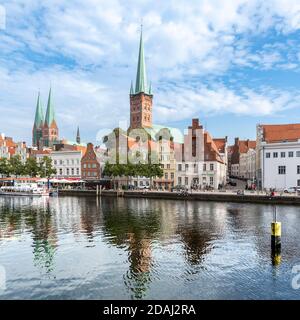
[81,143,101,180]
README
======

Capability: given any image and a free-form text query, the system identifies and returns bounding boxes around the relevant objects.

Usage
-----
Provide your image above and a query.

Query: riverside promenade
[59,189,300,206]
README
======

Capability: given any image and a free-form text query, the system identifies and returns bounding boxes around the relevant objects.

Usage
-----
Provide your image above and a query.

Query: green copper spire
[45,87,55,126]
[130,81,134,95]
[76,126,80,144]
[135,27,149,94]
[34,92,44,128]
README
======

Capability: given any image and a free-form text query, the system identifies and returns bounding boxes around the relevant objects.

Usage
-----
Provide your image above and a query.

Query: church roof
[33,92,44,127]
[132,28,151,95]
[45,88,56,126]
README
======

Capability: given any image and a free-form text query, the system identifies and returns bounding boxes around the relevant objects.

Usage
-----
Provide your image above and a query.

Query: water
[0,196,299,300]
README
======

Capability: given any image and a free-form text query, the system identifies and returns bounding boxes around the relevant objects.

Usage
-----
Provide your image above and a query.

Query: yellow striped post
[271,221,281,250]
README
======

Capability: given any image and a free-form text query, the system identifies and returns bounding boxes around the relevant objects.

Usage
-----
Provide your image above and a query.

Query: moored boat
[0,183,49,197]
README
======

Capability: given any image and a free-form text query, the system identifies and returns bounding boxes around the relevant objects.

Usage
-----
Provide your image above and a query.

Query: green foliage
[38,156,57,178]
[0,158,11,177]
[9,155,25,177]
[24,157,40,177]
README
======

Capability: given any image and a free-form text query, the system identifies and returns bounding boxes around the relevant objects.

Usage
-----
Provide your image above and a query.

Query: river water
[0,196,299,299]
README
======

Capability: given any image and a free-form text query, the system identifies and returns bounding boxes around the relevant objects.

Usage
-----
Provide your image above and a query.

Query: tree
[25,157,40,177]
[9,155,25,177]
[0,158,11,177]
[39,156,57,178]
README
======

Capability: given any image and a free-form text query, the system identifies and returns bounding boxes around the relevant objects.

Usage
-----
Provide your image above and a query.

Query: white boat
[0,183,49,197]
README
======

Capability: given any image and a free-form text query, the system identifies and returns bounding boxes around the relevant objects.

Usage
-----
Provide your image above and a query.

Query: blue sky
[1,0,300,145]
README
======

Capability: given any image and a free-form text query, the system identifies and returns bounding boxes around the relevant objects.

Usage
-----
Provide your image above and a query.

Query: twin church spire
[32,87,58,148]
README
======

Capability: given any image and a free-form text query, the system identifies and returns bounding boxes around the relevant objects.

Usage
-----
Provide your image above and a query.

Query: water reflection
[0,196,299,299]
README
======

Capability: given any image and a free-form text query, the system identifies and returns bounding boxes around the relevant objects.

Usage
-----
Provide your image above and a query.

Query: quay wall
[59,189,300,206]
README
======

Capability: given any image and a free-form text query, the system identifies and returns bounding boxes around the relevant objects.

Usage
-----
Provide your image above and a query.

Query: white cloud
[1,0,300,142]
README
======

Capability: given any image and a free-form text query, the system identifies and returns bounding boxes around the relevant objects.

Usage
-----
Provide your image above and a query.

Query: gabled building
[81,143,101,180]
[175,119,227,189]
[230,138,256,179]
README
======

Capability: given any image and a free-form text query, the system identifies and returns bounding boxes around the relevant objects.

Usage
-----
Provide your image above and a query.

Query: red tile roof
[204,132,224,163]
[261,123,300,143]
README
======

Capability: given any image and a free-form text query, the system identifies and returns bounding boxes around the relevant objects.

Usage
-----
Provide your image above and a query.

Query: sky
[1,0,300,145]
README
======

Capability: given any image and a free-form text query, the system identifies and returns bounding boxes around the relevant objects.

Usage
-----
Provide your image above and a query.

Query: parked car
[284,187,297,193]
[227,180,237,187]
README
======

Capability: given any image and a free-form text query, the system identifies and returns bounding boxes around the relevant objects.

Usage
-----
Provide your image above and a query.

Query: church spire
[76,126,80,144]
[45,87,55,126]
[34,92,44,128]
[130,81,134,95]
[135,26,149,94]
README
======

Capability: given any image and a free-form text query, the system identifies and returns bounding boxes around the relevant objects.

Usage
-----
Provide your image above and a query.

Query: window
[59,168,63,175]
[83,164,87,168]
[72,159,74,165]
[171,173,174,180]
[88,172,91,176]
[185,164,189,171]
[266,152,271,158]
[289,151,294,158]
[140,181,143,186]
[297,151,300,157]
[54,160,57,165]
[298,179,300,187]
[167,164,170,169]
[165,173,168,180]
[92,163,97,168]
[278,166,286,175]
[281,152,285,158]
[88,164,91,168]
[71,168,74,175]
[76,168,79,175]
[203,176,206,184]
[185,177,188,185]
[210,164,214,171]
[66,168,69,175]
[178,164,182,171]
[298,165,300,174]
[66,160,69,165]
[178,177,182,185]
[60,160,63,165]
[210,177,214,185]
[273,152,278,158]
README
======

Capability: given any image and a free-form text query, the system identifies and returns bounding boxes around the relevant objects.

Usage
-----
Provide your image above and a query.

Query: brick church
[32,88,59,149]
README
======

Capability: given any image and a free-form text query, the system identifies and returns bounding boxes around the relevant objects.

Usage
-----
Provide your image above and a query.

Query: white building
[239,148,256,180]
[35,150,82,178]
[175,119,227,190]
[256,123,300,190]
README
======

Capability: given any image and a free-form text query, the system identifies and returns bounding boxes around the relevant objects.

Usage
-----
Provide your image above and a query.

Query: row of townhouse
[0,134,28,163]
[227,123,300,191]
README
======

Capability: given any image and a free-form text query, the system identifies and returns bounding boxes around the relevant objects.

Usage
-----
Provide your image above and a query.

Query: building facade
[81,143,101,180]
[34,150,82,178]
[175,119,227,190]
[256,123,300,190]
[230,138,256,179]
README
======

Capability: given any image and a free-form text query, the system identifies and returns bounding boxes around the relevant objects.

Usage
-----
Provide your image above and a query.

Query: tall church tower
[43,88,59,148]
[130,28,153,129]
[32,92,44,149]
